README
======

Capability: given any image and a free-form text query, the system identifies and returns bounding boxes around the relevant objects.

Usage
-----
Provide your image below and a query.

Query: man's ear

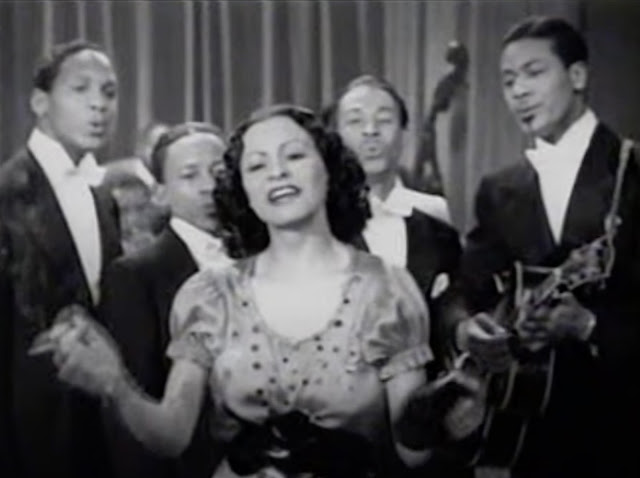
[569,61,588,93]
[30,89,49,118]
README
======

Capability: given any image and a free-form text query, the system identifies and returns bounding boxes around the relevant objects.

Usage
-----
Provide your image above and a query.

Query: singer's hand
[45,307,125,399]
[442,370,486,441]
[397,369,483,449]
[457,313,513,373]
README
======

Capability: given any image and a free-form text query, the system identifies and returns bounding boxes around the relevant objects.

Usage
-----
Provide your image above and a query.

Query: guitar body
[488,349,555,416]
[488,263,557,411]
[450,341,554,467]
[469,408,529,468]
[463,348,555,467]
[461,269,557,466]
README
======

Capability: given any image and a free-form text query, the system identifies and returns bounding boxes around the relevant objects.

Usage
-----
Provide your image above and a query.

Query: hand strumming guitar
[516,291,596,347]
[456,313,514,373]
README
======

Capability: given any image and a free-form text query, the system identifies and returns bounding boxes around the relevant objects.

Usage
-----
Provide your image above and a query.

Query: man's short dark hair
[322,74,409,130]
[150,122,225,183]
[33,39,109,92]
[502,16,588,67]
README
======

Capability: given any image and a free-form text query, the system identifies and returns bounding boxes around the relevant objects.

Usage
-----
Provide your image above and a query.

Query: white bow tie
[526,145,556,164]
[369,195,411,218]
[524,138,577,168]
[66,156,106,186]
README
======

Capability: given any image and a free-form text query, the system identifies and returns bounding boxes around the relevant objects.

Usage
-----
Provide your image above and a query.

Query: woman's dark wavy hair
[214,104,371,259]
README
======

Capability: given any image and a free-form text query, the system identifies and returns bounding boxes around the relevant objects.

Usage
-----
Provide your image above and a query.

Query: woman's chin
[267,211,321,234]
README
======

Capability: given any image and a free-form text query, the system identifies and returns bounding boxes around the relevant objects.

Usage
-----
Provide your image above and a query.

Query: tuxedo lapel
[19,153,93,306]
[561,124,619,248]
[502,162,556,264]
[92,186,121,266]
[152,228,198,348]
[156,227,198,280]
[405,213,438,294]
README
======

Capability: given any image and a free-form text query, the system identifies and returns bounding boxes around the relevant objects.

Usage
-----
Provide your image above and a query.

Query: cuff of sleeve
[379,344,433,381]
[580,313,598,357]
[579,313,597,342]
[166,333,214,370]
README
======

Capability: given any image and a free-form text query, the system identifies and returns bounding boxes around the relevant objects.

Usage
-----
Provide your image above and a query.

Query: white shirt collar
[27,128,104,304]
[369,177,414,218]
[524,109,598,243]
[368,176,452,224]
[28,128,106,187]
[525,109,598,167]
[170,217,232,270]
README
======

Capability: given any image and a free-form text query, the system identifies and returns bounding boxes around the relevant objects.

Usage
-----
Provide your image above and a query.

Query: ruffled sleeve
[360,264,433,381]
[166,269,229,369]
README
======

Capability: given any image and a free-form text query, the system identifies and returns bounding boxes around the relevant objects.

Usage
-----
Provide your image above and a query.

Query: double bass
[406,41,468,195]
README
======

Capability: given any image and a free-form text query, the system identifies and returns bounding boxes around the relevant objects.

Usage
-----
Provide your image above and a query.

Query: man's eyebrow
[178,163,199,173]
[342,106,363,113]
[522,58,545,68]
[502,58,545,74]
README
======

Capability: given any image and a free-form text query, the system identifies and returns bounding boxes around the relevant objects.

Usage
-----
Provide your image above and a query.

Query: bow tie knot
[369,195,411,218]
[66,157,106,186]
[525,139,576,168]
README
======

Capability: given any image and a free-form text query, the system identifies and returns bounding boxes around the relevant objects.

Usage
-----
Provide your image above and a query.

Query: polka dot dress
[167,248,433,477]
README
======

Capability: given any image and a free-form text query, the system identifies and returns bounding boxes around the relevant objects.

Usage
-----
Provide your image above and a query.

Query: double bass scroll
[407,41,468,195]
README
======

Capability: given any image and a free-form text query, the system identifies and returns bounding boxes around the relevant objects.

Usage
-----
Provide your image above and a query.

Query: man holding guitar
[456,16,640,478]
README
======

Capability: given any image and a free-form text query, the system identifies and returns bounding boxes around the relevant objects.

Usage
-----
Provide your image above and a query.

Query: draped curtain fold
[1,0,638,232]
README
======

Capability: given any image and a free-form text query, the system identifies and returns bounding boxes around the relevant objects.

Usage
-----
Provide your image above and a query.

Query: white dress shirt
[363,177,451,267]
[525,109,598,243]
[169,217,233,270]
[28,128,103,304]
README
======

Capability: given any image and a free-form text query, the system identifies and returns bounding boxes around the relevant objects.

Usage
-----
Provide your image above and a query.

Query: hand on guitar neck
[456,313,514,373]
[515,291,597,347]
[457,291,596,370]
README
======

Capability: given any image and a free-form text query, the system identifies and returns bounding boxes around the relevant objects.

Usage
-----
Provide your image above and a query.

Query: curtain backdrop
[1,0,638,231]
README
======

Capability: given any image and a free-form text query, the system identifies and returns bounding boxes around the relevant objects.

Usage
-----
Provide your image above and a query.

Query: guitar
[460,140,635,467]
[436,139,636,468]
[459,228,616,467]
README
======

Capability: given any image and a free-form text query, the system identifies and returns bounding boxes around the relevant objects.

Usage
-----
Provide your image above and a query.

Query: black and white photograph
[1,1,639,478]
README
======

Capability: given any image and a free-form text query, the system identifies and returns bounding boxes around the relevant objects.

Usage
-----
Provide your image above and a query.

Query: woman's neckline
[239,246,363,346]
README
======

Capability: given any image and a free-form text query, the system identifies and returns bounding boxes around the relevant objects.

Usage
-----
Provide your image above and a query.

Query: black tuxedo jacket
[100,227,220,478]
[354,210,463,373]
[462,124,640,477]
[355,211,469,478]
[0,148,121,478]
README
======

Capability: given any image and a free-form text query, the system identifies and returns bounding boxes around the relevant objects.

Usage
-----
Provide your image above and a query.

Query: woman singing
[41,105,436,477]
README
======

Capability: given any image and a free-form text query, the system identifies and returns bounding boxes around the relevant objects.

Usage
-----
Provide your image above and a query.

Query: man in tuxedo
[327,75,463,371]
[326,75,469,478]
[100,122,232,478]
[458,16,640,478]
[0,40,121,478]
